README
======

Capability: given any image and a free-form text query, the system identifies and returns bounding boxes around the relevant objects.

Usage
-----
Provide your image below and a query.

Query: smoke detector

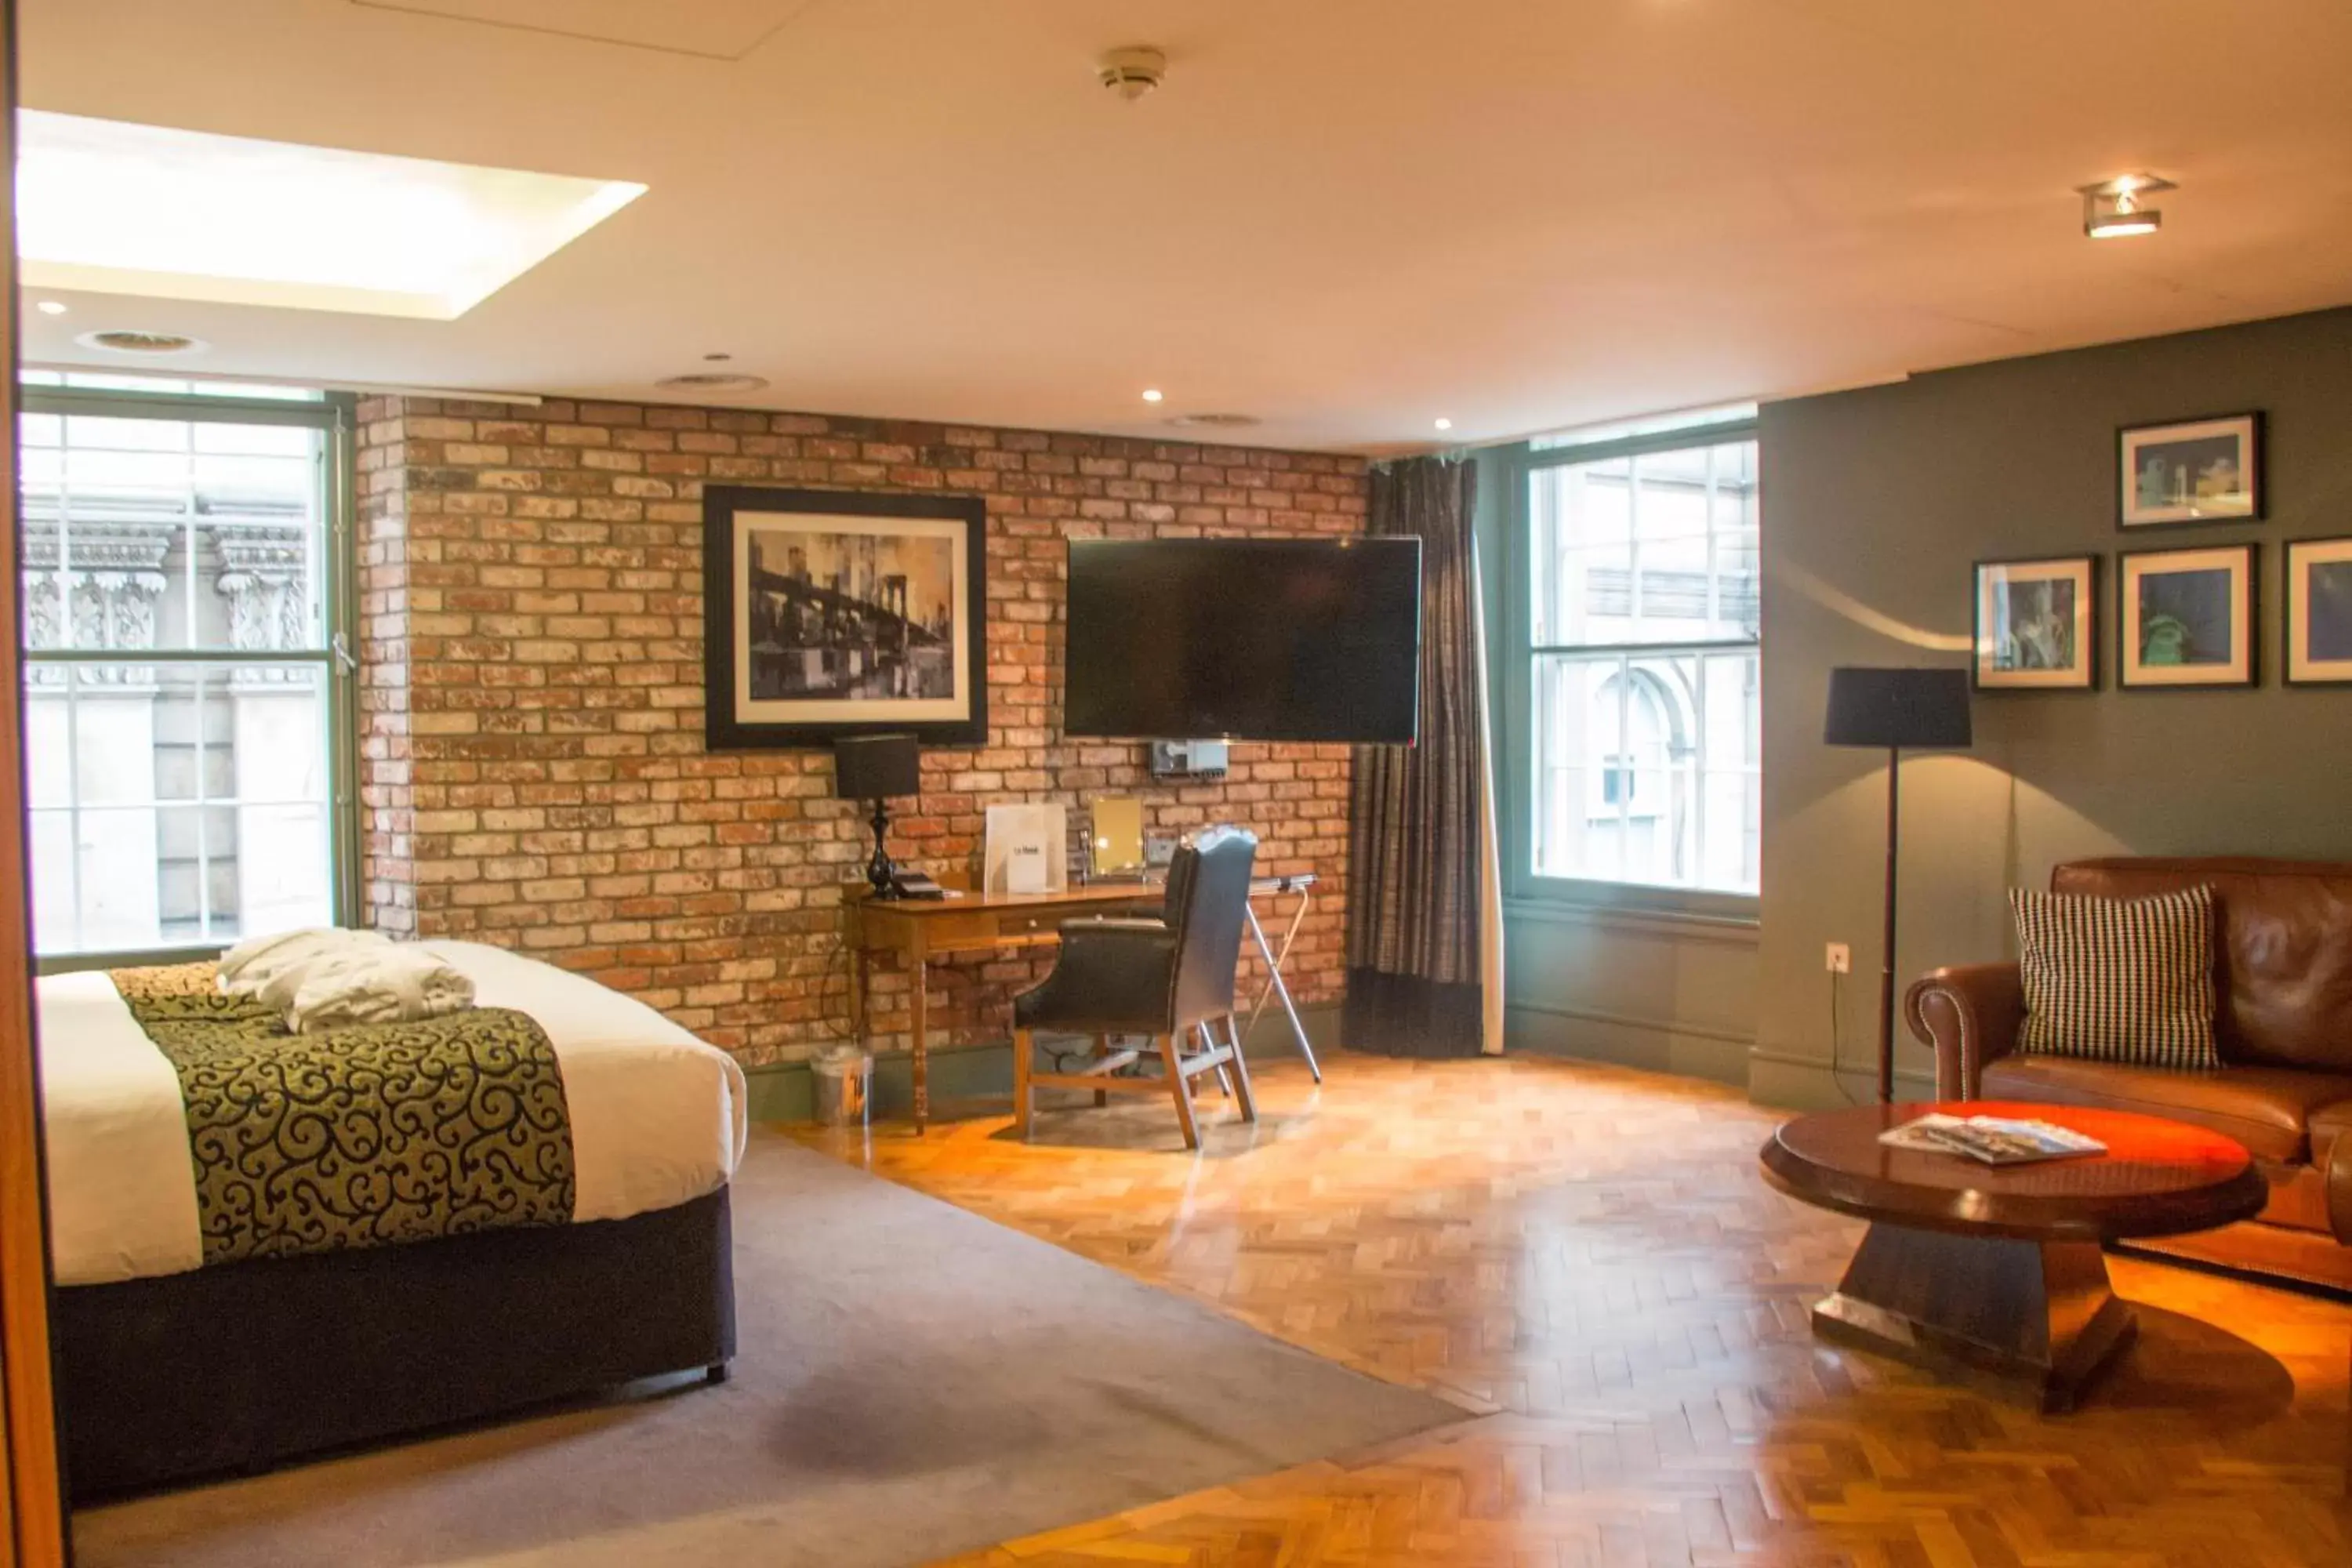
[1098,45,1167,102]
[78,328,205,356]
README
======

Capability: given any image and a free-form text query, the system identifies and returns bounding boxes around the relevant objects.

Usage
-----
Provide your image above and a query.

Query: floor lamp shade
[1823,668,1973,751]
[1822,667,1972,1105]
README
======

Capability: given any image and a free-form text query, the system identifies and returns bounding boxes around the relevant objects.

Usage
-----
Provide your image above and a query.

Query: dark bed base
[56,1185,735,1502]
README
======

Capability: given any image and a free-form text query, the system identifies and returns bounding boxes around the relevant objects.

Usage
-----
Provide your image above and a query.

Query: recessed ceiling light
[1142,388,1164,403]
[16,111,645,321]
[77,328,205,356]
[1434,417,1454,431]
[655,372,769,393]
[1166,412,1261,429]
[34,300,68,316]
[2078,173,2173,239]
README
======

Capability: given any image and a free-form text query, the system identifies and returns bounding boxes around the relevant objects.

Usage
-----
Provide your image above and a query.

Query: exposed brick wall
[354,395,1368,1066]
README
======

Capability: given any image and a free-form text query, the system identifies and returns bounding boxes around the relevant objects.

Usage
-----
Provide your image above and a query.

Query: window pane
[21,658,332,954]
[1528,437,1759,648]
[1530,648,1759,895]
[18,409,327,655]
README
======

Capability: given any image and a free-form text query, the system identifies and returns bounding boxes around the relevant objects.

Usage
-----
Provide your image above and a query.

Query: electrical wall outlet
[1824,942,1852,975]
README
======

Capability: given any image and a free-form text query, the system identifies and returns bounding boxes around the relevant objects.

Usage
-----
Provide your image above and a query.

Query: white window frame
[1499,416,1761,920]
[18,382,360,971]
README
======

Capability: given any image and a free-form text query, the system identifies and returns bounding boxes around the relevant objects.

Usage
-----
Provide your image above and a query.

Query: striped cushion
[2010,885,2220,1069]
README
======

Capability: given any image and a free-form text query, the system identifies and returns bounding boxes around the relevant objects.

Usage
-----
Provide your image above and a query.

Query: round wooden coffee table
[1759,1100,2267,1412]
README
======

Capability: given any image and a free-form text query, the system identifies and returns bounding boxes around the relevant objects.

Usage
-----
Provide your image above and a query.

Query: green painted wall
[1505,901,1756,1083]
[1754,305,2352,1108]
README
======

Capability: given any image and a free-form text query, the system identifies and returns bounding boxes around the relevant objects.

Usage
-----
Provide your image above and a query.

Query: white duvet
[36,941,750,1287]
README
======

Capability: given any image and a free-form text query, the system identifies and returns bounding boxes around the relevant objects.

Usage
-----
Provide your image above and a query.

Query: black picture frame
[1971,554,2099,692]
[701,485,989,749]
[2116,542,2258,691]
[2284,535,2352,688]
[2116,412,2263,529]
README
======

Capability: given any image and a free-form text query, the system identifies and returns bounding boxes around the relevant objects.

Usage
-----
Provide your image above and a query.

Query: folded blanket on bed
[218,927,474,1031]
[282,944,476,1033]
[107,964,575,1266]
[218,927,389,997]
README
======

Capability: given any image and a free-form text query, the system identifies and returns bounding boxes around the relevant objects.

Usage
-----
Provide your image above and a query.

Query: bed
[37,939,749,1501]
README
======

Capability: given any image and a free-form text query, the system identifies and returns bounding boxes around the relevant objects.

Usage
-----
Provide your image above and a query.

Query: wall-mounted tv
[1064,539,1422,743]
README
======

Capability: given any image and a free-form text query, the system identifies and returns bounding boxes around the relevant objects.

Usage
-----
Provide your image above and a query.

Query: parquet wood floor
[789,1054,2352,1566]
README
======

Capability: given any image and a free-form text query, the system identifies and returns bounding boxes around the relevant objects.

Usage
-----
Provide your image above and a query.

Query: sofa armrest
[2328,1137,2352,1247]
[1902,963,2025,1100]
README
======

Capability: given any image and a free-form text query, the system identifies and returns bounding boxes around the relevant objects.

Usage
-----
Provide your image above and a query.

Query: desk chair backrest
[1162,825,1258,1031]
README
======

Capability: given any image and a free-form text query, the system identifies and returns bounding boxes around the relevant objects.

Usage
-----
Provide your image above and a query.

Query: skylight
[16,111,646,321]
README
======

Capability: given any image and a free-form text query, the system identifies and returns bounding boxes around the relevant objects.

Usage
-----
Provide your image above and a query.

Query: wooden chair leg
[1223,1013,1258,1124]
[1091,1033,1110,1107]
[1012,1026,1034,1138]
[1156,1033,1200,1150]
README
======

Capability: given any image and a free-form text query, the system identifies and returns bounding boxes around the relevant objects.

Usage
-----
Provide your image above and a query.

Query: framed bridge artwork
[702,486,989,748]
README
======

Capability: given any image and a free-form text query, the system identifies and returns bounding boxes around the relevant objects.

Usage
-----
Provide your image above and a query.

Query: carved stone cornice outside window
[22,522,175,681]
[210,524,310,654]
[209,524,313,687]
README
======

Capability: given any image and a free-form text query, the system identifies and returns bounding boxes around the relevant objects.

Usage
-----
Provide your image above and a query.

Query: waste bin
[811,1044,870,1127]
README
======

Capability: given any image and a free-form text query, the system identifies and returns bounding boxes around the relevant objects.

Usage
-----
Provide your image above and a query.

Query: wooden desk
[846,874,1321,1133]
[848,884,1158,1132]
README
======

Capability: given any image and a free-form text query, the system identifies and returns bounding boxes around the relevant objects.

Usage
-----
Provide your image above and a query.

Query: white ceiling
[19,0,2352,452]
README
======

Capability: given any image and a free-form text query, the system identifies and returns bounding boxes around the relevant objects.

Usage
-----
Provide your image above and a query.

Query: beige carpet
[71,1129,1457,1568]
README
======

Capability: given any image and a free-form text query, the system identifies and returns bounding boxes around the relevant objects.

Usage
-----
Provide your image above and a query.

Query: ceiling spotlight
[1142,388,1164,403]
[1434,417,1454,432]
[2079,173,2174,239]
[34,299,67,316]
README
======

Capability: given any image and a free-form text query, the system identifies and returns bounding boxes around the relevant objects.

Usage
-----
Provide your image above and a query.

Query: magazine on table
[1878,1112,2107,1166]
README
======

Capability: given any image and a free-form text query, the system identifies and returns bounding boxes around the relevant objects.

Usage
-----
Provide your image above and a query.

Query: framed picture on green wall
[1973,555,2097,691]
[2118,543,2257,689]
[2118,412,2262,528]
[2285,536,2352,686]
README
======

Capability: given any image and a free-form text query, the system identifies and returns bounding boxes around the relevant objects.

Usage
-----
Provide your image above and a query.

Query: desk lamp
[833,735,922,898]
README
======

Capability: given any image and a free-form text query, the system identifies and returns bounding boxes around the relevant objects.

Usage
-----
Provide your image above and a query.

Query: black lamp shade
[1823,667,1972,750]
[833,735,920,800]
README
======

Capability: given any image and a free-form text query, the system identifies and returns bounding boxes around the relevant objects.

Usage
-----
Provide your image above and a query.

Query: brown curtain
[1345,455,1489,1058]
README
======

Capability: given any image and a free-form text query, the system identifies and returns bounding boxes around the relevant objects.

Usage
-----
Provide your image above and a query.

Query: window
[1522,423,1759,898]
[17,376,354,959]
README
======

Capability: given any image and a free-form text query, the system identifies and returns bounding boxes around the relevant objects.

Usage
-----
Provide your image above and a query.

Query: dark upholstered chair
[1011,825,1258,1149]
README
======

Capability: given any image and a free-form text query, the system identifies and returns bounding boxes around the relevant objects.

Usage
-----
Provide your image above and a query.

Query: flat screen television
[1063,539,1421,742]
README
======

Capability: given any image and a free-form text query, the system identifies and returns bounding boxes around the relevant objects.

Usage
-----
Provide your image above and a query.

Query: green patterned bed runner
[109,964,575,1266]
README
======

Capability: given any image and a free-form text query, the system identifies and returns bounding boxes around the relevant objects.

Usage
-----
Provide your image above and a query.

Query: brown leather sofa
[1905,855,2352,1291]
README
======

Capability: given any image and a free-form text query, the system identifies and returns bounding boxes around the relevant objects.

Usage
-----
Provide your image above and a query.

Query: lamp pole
[1820,667,1971,1106]
[1877,746,1900,1104]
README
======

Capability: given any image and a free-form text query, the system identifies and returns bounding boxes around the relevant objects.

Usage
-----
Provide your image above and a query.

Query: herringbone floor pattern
[791,1055,2352,1566]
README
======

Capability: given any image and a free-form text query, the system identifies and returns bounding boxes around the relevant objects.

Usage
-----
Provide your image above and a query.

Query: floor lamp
[1822,668,1973,1104]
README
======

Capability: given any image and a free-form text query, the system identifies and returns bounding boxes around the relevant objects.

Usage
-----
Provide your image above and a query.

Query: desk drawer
[910,912,996,950]
[994,911,1063,941]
